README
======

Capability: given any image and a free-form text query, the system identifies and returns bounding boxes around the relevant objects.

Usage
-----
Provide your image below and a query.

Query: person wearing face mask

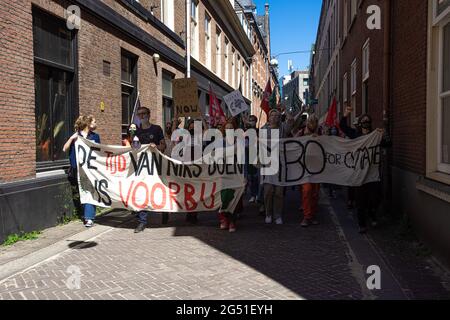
[133,107,166,233]
[340,105,389,234]
[63,115,101,228]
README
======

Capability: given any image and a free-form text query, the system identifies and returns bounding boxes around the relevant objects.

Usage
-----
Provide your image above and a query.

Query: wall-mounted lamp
[270,58,279,67]
[150,5,159,15]
[153,53,160,63]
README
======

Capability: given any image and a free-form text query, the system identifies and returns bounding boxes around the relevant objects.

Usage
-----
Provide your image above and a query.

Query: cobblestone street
[1,188,449,300]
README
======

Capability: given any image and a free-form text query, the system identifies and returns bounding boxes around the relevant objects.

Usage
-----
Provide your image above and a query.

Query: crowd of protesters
[64,102,389,235]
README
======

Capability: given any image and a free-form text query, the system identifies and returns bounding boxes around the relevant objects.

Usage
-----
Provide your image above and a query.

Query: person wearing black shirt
[134,107,166,233]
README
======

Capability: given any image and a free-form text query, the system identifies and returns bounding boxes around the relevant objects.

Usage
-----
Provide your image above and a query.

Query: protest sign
[173,78,201,118]
[223,90,249,117]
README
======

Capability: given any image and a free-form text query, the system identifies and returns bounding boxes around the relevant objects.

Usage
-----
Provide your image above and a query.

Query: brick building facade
[313,0,450,267]
[0,0,272,242]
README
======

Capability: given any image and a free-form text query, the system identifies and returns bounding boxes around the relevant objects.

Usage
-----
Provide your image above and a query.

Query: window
[232,48,236,88]
[205,13,211,68]
[343,0,348,38]
[439,18,450,170]
[33,8,76,168]
[216,28,222,77]
[362,39,370,81]
[351,59,357,122]
[351,0,357,22]
[429,1,450,178]
[237,55,241,88]
[351,59,357,95]
[225,38,229,83]
[121,51,138,137]
[436,0,450,16]
[190,0,199,59]
[162,71,174,126]
[160,0,174,31]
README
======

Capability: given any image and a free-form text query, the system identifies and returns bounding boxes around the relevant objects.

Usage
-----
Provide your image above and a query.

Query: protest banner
[223,90,249,117]
[173,78,201,118]
[75,138,245,213]
[261,130,384,187]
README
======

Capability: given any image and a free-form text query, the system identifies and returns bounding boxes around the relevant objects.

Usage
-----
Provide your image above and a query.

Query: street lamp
[270,58,279,68]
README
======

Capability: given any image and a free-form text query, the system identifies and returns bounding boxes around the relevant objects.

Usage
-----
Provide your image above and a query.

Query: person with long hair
[63,115,100,228]
[295,114,322,227]
[218,119,240,232]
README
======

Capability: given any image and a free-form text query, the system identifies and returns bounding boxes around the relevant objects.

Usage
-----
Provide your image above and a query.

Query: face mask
[361,122,372,129]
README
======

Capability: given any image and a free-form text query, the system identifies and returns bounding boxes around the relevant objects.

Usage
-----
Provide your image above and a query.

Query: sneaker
[301,219,309,228]
[265,216,272,224]
[259,204,265,214]
[220,221,229,230]
[358,227,367,234]
[249,196,256,203]
[229,223,237,233]
[311,220,320,226]
[275,218,283,225]
[134,223,146,233]
[84,219,94,228]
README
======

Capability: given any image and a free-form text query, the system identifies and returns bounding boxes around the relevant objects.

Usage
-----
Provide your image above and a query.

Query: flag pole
[131,91,141,126]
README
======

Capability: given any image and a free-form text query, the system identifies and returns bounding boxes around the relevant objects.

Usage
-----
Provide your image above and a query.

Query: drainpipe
[383,0,392,215]
[383,0,391,128]
[186,0,191,78]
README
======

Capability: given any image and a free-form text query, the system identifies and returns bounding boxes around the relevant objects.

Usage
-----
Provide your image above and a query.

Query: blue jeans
[83,204,96,221]
[138,211,148,225]
[248,172,259,198]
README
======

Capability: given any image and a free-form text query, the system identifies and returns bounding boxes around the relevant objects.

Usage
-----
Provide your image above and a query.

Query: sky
[253,0,322,77]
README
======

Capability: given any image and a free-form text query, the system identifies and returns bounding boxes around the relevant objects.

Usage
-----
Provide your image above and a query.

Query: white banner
[261,131,384,187]
[223,90,249,117]
[75,139,245,212]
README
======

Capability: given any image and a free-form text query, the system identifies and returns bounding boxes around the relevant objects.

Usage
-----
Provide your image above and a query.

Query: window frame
[160,0,174,31]
[224,37,229,83]
[343,72,348,103]
[362,38,370,82]
[162,70,174,126]
[427,0,450,182]
[204,13,211,68]
[437,16,450,173]
[216,28,222,77]
[190,0,199,59]
[121,50,138,137]
[32,7,78,172]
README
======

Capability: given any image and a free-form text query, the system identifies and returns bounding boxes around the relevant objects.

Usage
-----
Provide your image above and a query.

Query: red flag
[209,85,226,127]
[325,97,340,129]
[260,80,272,116]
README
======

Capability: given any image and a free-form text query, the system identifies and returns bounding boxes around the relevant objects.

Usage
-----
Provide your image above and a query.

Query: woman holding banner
[295,115,322,228]
[63,115,101,228]
[218,119,240,233]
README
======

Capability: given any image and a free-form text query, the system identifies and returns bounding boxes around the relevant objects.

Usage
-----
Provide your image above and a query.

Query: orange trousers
[301,183,320,220]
